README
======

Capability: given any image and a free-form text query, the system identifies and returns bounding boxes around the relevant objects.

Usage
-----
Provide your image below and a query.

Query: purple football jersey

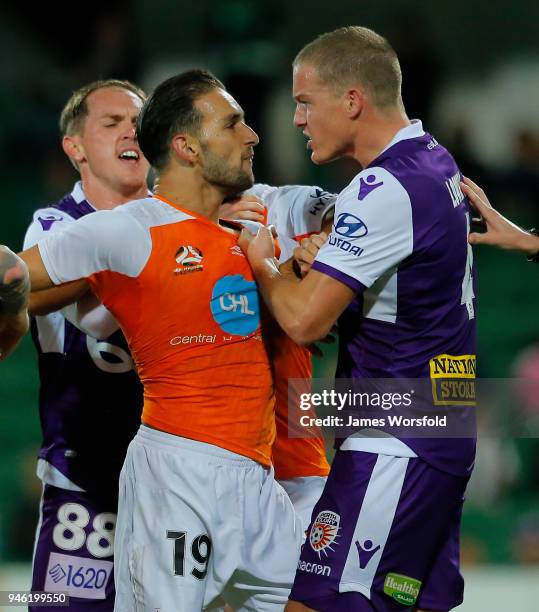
[24,183,143,494]
[312,122,476,476]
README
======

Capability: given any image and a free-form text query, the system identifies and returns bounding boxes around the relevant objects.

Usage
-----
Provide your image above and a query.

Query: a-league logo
[309,511,340,557]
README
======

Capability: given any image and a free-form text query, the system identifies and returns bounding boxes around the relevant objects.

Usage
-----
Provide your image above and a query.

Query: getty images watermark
[297,388,443,428]
[287,378,539,439]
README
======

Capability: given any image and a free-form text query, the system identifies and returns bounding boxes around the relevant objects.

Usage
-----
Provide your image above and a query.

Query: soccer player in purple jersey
[22,80,149,611]
[241,27,477,611]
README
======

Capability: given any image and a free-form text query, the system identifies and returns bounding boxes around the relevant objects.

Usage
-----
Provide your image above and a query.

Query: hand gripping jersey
[247,184,335,479]
[312,121,477,477]
[38,194,276,466]
[23,183,143,494]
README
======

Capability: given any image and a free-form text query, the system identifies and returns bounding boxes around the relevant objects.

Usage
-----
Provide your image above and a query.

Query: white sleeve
[37,208,151,284]
[23,207,76,250]
[62,293,120,338]
[313,167,413,292]
[246,184,336,240]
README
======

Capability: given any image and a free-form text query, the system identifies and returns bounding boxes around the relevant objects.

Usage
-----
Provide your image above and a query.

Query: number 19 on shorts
[166,531,212,580]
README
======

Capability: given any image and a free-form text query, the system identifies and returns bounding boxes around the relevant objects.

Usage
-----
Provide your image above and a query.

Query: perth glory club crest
[309,511,340,557]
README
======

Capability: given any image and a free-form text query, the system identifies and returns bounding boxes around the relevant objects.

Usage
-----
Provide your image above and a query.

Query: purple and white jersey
[312,121,476,476]
[24,182,143,495]
[246,184,336,261]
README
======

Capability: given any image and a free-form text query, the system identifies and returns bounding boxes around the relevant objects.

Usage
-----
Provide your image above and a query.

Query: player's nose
[122,120,137,140]
[244,123,259,147]
[293,104,306,127]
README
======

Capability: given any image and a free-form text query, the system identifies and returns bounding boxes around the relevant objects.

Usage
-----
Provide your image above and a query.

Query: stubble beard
[201,146,254,196]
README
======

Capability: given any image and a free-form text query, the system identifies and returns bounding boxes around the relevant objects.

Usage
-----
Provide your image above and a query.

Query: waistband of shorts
[135,424,261,466]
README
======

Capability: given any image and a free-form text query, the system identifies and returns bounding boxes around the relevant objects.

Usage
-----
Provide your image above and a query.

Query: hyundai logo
[334,213,368,238]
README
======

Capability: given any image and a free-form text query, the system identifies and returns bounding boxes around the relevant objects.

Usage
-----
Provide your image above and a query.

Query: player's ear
[62,135,85,164]
[171,134,199,165]
[345,88,364,119]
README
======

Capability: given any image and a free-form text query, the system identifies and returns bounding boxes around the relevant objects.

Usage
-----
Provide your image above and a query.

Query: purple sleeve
[311,261,367,294]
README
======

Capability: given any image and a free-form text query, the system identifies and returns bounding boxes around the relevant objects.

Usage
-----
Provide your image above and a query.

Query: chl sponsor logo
[309,511,340,558]
[334,213,368,238]
[174,245,204,275]
[328,234,364,257]
[358,174,383,200]
[297,559,331,576]
[211,275,260,336]
[430,353,476,406]
[384,572,422,606]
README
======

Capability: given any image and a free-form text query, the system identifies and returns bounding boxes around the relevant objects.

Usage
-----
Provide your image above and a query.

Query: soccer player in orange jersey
[1,70,304,611]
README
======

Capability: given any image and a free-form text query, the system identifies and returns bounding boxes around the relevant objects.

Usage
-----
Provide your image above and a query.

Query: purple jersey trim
[311,261,367,295]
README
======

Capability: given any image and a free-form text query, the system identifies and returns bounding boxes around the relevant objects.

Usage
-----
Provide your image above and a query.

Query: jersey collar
[71,181,152,209]
[379,120,425,156]
[71,181,90,206]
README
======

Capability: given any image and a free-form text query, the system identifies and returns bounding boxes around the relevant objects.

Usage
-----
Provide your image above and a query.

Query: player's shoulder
[338,166,410,210]
[28,182,93,231]
[30,205,76,229]
[117,195,196,229]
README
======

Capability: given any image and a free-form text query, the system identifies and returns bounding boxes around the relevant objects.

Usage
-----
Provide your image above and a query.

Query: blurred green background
[0,0,538,608]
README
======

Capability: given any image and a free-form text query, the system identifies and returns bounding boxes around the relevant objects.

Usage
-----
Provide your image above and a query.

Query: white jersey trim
[36,458,86,492]
[379,120,425,156]
[315,167,413,291]
[340,430,417,457]
[339,455,409,597]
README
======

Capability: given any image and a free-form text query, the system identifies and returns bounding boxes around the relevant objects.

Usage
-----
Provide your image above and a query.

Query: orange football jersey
[39,195,275,466]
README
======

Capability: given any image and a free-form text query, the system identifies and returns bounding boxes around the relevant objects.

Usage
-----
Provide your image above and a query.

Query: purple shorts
[289,449,468,611]
[31,484,118,612]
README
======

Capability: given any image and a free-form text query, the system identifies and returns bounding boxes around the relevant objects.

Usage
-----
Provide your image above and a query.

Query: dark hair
[59,79,146,136]
[137,69,225,171]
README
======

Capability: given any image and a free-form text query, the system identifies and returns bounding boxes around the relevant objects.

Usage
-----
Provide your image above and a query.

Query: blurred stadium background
[0,0,538,609]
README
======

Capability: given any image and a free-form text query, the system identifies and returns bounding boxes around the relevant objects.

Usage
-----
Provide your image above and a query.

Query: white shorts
[278,476,327,534]
[114,426,303,612]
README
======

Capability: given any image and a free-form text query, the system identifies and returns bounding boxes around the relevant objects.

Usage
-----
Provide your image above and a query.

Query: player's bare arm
[240,226,353,345]
[0,246,30,315]
[18,245,55,292]
[463,176,539,256]
[0,246,30,359]
[28,279,90,316]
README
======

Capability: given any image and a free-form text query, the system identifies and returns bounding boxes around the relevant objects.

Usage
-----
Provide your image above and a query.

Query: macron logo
[358,174,383,200]
[38,214,64,231]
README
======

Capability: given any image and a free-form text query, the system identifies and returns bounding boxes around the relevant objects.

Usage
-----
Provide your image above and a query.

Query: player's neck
[353,107,410,168]
[82,179,148,211]
[153,170,225,224]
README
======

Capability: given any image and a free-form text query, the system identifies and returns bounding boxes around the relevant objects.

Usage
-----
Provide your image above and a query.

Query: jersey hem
[142,418,272,467]
[274,466,330,479]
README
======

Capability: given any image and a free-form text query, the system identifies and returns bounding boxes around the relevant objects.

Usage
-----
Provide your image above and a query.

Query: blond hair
[59,79,146,136]
[294,26,403,109]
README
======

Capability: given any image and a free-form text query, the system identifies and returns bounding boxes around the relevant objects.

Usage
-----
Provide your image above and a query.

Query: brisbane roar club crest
[309,511,340,558]
[174,245,204,275]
